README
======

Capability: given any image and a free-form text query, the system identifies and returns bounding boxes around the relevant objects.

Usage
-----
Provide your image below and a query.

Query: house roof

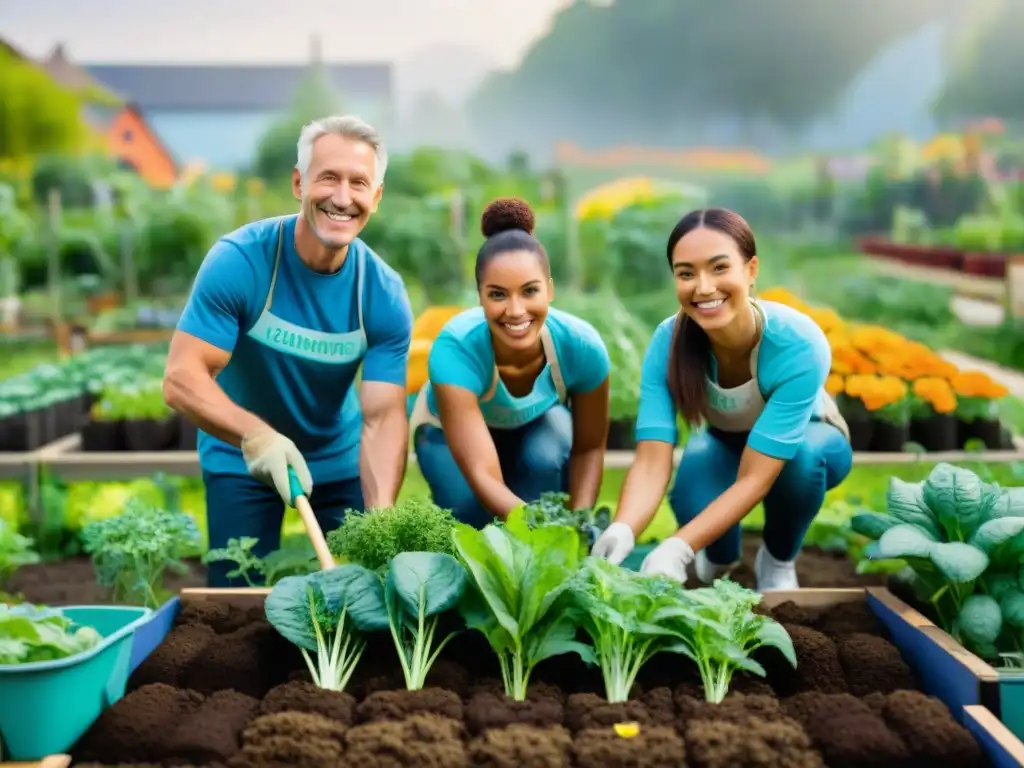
[83,63,393,111]
[44,44,124,101]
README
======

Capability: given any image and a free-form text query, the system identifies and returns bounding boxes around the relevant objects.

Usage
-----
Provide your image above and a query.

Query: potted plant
[81,389,126,452]
[835,374,875,451]
[908,376,958,452]
[122,384,180,452]
[952,370,1008,449]
[866,375,911,452]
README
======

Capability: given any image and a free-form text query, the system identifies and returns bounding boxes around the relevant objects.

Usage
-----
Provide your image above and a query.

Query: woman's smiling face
[670,225,758,332]
[478,249,553,353]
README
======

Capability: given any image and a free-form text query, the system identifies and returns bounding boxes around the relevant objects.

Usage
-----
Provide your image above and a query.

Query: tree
[0,49,88,160]
[934,0,1024,123]
[252,61,344,182]
[467,0,957,151]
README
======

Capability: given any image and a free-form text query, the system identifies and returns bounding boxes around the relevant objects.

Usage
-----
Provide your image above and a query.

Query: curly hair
[475,197,549,285]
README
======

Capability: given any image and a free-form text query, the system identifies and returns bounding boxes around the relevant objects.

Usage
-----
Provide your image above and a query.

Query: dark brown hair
[666,207,757,426]
[475,197,549,286]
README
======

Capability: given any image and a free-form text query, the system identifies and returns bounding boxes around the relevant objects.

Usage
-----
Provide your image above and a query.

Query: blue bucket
[0,604,152,760]
[128,597,181,674]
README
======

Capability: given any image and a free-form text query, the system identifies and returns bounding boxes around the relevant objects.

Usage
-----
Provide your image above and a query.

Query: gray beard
[304,205,349,250]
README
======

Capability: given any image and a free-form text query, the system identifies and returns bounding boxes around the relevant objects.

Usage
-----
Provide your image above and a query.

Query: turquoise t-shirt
[422,306,610,430]
[635,300,832,460]
[176,214,413,483]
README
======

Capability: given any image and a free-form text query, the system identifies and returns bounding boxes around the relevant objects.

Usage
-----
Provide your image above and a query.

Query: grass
[0,341,61,379]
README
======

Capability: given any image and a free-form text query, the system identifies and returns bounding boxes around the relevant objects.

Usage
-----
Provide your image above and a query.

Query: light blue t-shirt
[423,306,610,430]
[176,214,413,483]
[635,300,832,460]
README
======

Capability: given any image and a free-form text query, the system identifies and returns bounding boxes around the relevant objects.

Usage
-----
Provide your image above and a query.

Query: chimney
[309,34,322,64]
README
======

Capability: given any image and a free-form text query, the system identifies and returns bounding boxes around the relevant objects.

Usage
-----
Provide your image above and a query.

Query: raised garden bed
[55,587,1018,767]
[0,395,90,452]
[8,531,883,607]
[856,238,1015,279]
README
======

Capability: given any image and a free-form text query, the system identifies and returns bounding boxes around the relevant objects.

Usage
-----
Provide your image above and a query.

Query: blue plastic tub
[128,597,182,674]
[0,604,152,760]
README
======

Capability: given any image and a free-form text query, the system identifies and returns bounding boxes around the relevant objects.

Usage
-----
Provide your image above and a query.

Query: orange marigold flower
[912,376,957,414]
[825,373,845,396]
[951,371,1009,399]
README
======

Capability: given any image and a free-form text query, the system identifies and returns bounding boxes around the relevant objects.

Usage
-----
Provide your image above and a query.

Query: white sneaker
[695,550,738,584]
[754,544,799,592]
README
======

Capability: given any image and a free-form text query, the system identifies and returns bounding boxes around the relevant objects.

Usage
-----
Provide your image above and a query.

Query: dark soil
[10,529,881,607]
[730,533,885,590]
[9,555,206,605]
[66,595,993,768]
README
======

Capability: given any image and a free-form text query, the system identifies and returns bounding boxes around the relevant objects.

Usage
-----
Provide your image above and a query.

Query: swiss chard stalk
[661,579,796,703]
[264,565,389,692]
[384,551,467,690]
[453,510,594,700]
[569,557,686,702]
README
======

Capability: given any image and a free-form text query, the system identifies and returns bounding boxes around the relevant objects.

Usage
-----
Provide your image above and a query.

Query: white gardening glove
[240,427,313,505]
[590,522,636,565]
[640,538,696,584]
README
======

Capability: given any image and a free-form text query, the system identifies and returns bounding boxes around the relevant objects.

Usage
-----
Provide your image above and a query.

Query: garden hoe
[287,468,337,571]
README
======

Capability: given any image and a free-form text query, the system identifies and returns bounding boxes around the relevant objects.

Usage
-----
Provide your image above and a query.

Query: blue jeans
[669,421,853,563]
[414,405,572,528]
[203,470,364,587]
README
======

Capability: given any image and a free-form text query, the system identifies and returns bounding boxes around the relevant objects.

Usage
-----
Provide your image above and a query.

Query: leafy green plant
[0,603,102,664]
[264,566,388,691]
[453,510,593,700]
[326,498,458,572]
[0,518,39,592]
[519,491,611,552]
[383,552,468,690]
[202,536,316,587]
[81,499,201,608]
[661,579,797,703]
[568,557,688,702]
[853,462,1024,661]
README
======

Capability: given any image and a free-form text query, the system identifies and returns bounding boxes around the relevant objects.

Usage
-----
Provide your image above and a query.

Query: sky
[0,0,571,68]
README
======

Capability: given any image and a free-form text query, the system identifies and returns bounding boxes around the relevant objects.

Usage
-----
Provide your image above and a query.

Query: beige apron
[410,324,567,432]
[677,300,850,440]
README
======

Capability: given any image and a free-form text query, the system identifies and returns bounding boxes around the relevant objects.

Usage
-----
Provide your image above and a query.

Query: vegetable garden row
[2,463,1024,765]
[3,295,1024,765]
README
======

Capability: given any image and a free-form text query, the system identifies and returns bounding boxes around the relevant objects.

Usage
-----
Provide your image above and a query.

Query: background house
[42,45,178,188]
[81,40,394,171]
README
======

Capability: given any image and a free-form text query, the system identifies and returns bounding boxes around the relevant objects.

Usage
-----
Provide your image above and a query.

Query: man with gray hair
[164,116,413,586]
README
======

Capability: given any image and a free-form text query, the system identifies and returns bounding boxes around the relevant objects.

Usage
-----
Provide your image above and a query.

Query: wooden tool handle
[288,468,337,570]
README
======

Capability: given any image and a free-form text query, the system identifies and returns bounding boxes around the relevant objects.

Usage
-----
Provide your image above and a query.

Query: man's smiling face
[294,132,383,250]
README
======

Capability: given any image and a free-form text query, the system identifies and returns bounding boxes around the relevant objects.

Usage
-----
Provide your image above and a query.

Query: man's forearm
[163,368,268,447]
[359,408,408,509]
[568,447,604,511]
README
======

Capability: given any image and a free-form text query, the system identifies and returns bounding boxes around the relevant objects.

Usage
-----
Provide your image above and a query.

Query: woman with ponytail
[410,197,611,527]
[591,208,852,591]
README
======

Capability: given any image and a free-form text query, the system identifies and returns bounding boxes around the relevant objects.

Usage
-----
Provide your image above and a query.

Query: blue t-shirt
[422,307,610,430]
[635,300,832,460]
[176,214,413,482]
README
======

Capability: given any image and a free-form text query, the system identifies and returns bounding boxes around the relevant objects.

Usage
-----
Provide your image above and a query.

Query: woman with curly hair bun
[409,197,611,527]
